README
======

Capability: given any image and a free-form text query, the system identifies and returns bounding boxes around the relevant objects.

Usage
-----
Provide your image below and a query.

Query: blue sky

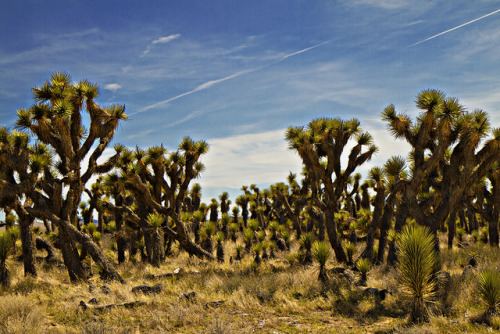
[1,1,500,203]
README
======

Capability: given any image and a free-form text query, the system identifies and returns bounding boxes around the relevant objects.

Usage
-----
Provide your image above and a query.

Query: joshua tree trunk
[387,203,408,266]
[325,209,347,263]
[19,214,37,277]
[151,230,163,267]
[0,260,9,288]
[447,209,457,249]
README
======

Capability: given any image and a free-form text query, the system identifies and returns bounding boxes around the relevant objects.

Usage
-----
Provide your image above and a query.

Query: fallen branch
[79,300,147,311]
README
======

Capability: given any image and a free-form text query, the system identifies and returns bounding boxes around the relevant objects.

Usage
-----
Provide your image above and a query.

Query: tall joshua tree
[286,118,378,263]
[382,89,500,251]
[108,137,214,259]
[3,72,126,282]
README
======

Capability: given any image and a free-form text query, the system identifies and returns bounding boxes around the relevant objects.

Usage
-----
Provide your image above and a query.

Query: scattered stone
[100,285,111,295]
[461,265,476,280]
[151,267,184,279]
[276,238,286,251]
[469,256,477,268]
[179,291,196,301]
[360,287,388,301]
[330,267,346,274]
[132,284,164,295]
[203,300,224,309]
[88,298,99,305]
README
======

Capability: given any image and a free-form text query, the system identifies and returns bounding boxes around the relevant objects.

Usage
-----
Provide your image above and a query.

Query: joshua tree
[106,138,214,260]
[215,232,224,263]
[383,90,500,252]
[396,224,439,323]
[0,73,126,282]
[286,118,378,263]
[219,192,231,215]
[376,155,407,264]
[361,167,385,262]
[147,213,164,267]
[235,194,250,228]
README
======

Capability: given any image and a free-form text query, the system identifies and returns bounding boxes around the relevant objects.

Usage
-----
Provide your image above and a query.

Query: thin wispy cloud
[410,8,500,47]
[141,34,181,57]
[104,83,122,91]
[152,34,181,44]
[135,41,330,114]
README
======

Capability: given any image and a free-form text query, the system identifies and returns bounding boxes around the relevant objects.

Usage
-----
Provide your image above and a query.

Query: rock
[461,265,476,280]
[88,298,99,305]
[276,238,287,251]
[100,285,111,295]
[179,291,196,301]
[469,256,477,268]
[203,300,224,309]
[360,287,388,301]
[131,284,164,295]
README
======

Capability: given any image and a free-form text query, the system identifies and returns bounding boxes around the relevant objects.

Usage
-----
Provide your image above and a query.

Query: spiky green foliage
[477,269,500,315]
[396,224,439,323]
[215,232,224,243]
[299,232,315,251]
[147,213,164,230]
[312,241,331,267]
[345,242,356,265]
[356,258,370,281]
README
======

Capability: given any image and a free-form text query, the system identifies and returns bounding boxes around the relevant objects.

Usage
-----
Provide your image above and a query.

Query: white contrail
[410,8,500,47]
[280,40,330,60]
[134,41,329,115]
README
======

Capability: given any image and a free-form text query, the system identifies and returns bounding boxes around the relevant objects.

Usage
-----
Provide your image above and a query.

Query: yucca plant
[312,241,331,283]
[252,243,263,265]
[396,224,439,323]
[147,212,165,267]
[243,227,254,252]
[235,244,243,261]
[477,269,500,317]
[472,230,479,242]
[456,227,465,242]
[0,231,12,287]
[299,232,314,265]
[356,258,370,285]
[480,227,489,244]
[268,241,277,259]
[215,232,224,263]
[228,223,239,242]
[261,241,269,261]
[345,242,356,266]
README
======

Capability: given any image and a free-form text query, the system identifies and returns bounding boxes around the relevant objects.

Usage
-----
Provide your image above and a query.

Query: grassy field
[1,232,500,333]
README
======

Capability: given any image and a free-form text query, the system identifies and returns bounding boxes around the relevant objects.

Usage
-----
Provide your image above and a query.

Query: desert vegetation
[0,73,499,333]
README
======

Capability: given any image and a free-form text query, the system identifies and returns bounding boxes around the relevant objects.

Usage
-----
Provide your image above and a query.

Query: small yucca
[477,269,500,316]
[345,242,356,265]
[356,258,370,284]
[312,241,331,282]
[396,224,439,323]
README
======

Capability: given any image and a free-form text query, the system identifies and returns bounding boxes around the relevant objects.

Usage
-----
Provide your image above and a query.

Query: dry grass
[0,233,499,333]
